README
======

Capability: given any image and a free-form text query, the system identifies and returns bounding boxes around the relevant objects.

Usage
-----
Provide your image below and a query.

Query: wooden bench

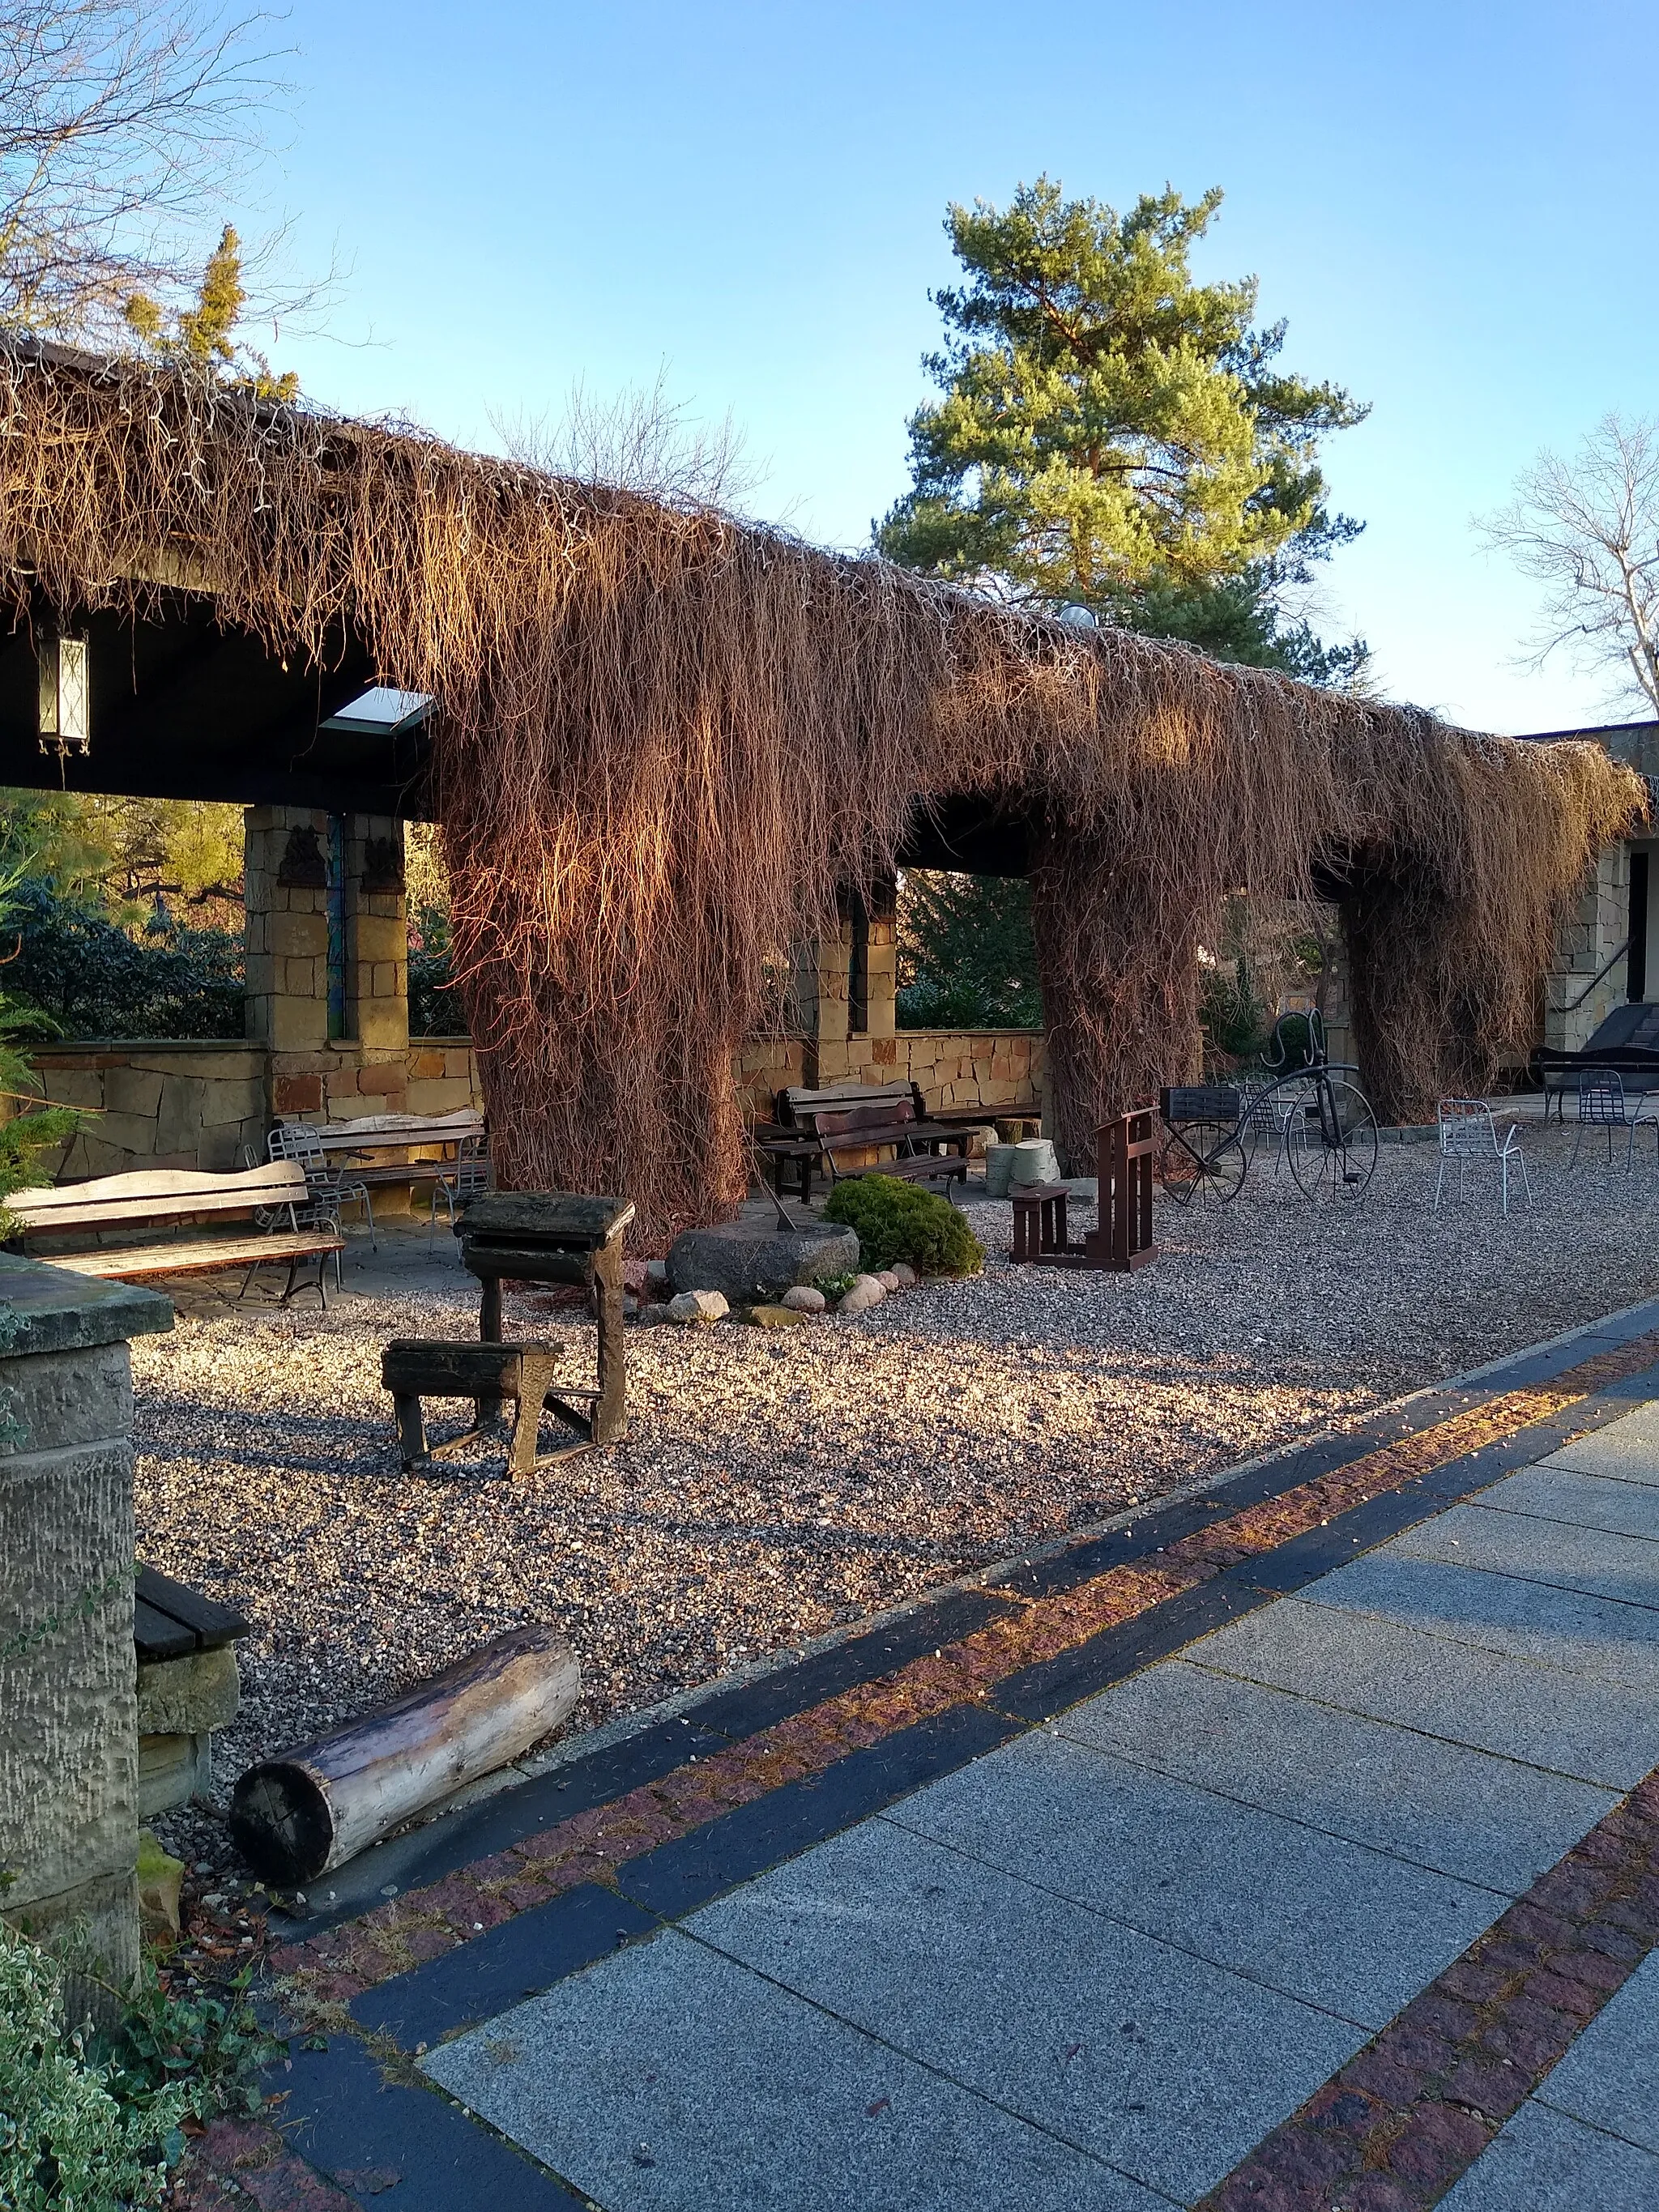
[6,1161,345,1306]
[759,1081,970,1204]
[134,1564,249,1816]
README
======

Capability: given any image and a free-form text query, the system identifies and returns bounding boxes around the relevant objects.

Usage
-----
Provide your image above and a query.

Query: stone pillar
[344,814,410,1063]
[795,882,899,1088]
[243,805,333,1055]
[0,1259,173,1988]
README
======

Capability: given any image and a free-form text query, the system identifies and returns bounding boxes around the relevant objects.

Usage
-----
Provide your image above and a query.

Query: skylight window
[320,688,433,735]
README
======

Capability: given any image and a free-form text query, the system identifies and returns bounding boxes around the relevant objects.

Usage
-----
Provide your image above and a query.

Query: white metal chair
[429,1136,493,1234]
[1569,1073,1655,1168]
[268,1122,377,1251]
[1435,1099,1532,1215]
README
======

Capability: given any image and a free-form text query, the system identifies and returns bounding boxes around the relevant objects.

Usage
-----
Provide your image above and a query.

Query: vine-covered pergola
[0,340,1643,1242]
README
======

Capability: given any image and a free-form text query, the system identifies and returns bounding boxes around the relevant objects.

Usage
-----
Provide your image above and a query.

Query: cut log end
[229,1761,334,1886]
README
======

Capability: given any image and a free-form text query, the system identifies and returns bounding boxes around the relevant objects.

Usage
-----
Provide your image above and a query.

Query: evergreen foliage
[408,898,466,1035]
[878,178,1368,684]
[896,871,1042,1028]
[822,1174,986,1276]
[6,877,244,1038]
[125,226,298,402]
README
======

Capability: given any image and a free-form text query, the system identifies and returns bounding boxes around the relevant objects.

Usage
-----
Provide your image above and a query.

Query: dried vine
[0,341,1641,1227]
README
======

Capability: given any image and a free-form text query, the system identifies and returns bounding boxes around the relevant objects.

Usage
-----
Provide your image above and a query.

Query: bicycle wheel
[1161,1126,1247,1206]
[1286,1077,1379,1202]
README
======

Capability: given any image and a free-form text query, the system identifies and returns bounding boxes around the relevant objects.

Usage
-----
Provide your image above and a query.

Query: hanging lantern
[38,634,89,757]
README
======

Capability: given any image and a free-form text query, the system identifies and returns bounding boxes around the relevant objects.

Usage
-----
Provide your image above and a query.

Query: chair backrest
[270,1121,328,1170]
[1578,1074,1627,1125]
[1439,1098,1496,1157]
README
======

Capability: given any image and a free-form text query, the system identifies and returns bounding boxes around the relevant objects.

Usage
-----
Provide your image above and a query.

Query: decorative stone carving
[276,825,327,888]
[360,834,405,896]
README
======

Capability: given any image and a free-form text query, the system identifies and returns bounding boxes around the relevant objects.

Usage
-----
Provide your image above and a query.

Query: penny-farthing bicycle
[1158,1013,1380,1206]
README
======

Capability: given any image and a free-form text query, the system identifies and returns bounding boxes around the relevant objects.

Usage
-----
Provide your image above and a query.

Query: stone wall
[733,1029,1044,1123]
[1545,842,1631,1055]
[0,1260,173,1986]
[26,1038,483,1178]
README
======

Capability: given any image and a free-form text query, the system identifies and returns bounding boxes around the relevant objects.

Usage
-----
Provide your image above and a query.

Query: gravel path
[139,1127,1659,1870]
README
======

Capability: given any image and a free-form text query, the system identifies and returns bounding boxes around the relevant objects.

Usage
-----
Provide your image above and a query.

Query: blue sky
[249,0,1656,735]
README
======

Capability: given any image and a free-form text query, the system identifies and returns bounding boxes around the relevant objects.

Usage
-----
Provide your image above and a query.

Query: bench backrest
[278,1109,485,1150]
[812,1098,917,1139]
[781,1081,914,1128]
[8,1160,309,1236]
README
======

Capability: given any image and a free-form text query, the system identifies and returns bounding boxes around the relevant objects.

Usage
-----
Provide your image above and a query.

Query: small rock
[137,1828,184,1940]
[781,1284,825,1313]
[666,1289,729,1325]
[746,1303,808,1328]
[838,1274,887,1315]
[646,1259,669,1284]
[876,1270,901,1293]
[889,1263,919,1289]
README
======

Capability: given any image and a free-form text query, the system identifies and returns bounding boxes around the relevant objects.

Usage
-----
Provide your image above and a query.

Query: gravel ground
[140,1124,1659,1872]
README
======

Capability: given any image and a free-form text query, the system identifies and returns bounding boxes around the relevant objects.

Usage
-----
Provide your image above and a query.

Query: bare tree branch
[1480,412,1659,717]
[0,0,289,339]
[493,366,767,515]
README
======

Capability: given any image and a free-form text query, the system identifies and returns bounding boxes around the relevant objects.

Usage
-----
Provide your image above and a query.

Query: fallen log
[228,1625,580,1887]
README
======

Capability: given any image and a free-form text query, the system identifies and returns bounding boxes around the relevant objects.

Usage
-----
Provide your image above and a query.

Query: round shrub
[821,1176,984,1276]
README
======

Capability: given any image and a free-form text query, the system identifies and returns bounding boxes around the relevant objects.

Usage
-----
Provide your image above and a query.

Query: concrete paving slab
[1057,1660,1616,1893]
[1296,1551,1659,1689]
[423,1929,1153,2212]
[1437,2100,1659,2210]
[1388,1500,1659,1612]
[685,1816,1364,2206]
[1188,1595,1659,1787]
[1534,1951,1659,2154]
[881,1728,1503,2027]
[1533,1401,1659,1486]
[1472,1464,1659,1541]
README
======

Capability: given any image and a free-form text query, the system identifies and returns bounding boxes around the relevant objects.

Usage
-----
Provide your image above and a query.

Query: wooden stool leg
[510,1353,559,1475]
[591,1239,627,1445]
[394,1392,429,1468]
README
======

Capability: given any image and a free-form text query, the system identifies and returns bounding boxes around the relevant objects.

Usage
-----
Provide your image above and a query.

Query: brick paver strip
[269,1332,1659,2005]
[1196,1766,1659,2211]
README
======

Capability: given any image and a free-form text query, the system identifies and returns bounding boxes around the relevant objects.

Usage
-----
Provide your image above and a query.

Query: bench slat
[41,1230,343,1283]
[11,1161,307,1232]
[135,1562,249,1651]
[134,1595,197,1660]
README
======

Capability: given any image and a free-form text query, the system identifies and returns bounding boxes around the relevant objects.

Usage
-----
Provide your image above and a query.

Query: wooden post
[590,1235,626,1445]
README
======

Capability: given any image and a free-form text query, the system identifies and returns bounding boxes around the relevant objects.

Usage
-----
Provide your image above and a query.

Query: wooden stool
[382,1339,567,1477]
[1010,1182,1069,1262]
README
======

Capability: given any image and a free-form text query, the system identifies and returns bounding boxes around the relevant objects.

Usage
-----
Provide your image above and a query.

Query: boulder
[889,1263,919,1289]
[781,1284,826,1313]
[667,1221,859,1305]
[746,1303,808,1329]
[666,1289,729,1324]
[876,1269,901,1293]
[838,1273,887,1315]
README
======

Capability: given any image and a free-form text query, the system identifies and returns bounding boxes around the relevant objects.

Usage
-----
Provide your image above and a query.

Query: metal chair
[1569,1074,1651,1168]
[1435,1099,1531,1215]
[268,1122,377,1251]
[430,1136,493,1234]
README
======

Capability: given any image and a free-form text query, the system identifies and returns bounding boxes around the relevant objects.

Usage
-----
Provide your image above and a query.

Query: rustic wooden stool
[382,1339,566,1477]
[1010,1182,1069,1262]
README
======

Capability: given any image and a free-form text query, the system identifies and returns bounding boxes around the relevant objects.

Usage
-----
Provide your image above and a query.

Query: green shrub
[0,1926,191,2209]
[821,1176,985,1276]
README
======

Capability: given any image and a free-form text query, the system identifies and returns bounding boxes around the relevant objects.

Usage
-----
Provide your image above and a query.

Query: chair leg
[1434,1157,1445,1211]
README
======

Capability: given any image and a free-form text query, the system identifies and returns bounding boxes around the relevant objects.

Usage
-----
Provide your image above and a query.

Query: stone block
[273,1072,323,1115]
[407,1077,480,1115]
[92,1110,164,1158]
[198,1077,266,1128]
[0,1342,131,1457]
[102,1068,164,1119]
[29,1069,105,1109]
[269,999,327,1053]
[136,1644,240,1737]
[270,909,328,960]
[356,1000,408,1051]
[668,1222,859,1302]
[408,1051,445,1080]
[356,1060,405,1095]
[138,1733,212,1819]
[156,1078,210,1158]
[353,914,406,965]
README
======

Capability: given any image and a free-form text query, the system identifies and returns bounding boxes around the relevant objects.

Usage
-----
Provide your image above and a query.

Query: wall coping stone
[0,1255,173,1356]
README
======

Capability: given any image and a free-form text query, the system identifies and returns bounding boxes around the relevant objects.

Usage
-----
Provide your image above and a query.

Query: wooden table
[279,1110,486,1187]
